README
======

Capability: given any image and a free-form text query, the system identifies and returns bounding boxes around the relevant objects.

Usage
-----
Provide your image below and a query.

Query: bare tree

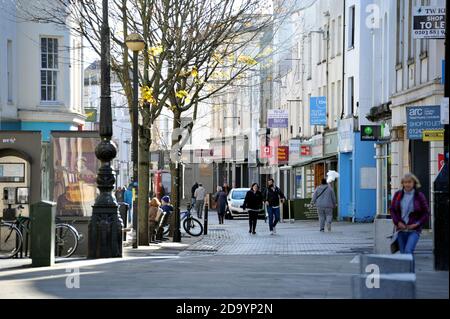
[15,0,288,244]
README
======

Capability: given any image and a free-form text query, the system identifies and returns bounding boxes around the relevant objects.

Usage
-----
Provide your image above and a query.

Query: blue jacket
[124,188,133,207]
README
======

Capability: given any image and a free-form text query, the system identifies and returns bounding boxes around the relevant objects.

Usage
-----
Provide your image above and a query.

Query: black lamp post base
[88,206,123,258]
[173,229,182,242]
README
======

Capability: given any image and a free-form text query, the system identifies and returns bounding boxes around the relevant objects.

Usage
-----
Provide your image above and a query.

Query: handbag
[310,187,328,208]
[389,226,400,254]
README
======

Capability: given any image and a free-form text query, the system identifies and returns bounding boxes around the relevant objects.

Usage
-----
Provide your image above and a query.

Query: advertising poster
[52,132,100,217]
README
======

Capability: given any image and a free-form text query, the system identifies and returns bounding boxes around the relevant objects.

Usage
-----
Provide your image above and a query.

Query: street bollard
[119,203,129,242]
[30,201,56,267]
[204,203,208,235]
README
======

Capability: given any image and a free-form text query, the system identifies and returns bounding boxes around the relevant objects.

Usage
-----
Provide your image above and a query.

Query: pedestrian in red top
[390,173,430,255]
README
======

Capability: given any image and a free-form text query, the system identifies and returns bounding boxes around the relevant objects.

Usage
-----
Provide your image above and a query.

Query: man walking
[264,178,285,235]
[194,183,206,219]
[191,182,199,207]
[311,178,337,232]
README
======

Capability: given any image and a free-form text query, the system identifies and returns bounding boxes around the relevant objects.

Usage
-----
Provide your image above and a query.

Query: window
[331,19,335,57]
[307,35,312,79]
[317,33,322,64]
[396,0,404,64]
[337,16,342,54]
[419,0,430,56]
[331,82,335,123]
[407,0,415,60]
[40,38,59,101]
[323,25,327,61]
[7,40,13,102]
[337,80,342,117]
[349,6,355,48]
[348,77,354,116]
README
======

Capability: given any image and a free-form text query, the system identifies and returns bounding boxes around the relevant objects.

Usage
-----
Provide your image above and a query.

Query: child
[148,197,161,243]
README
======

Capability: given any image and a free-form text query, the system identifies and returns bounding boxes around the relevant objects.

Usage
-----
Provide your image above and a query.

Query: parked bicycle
[0,209,83,259]
[162,204,203,237]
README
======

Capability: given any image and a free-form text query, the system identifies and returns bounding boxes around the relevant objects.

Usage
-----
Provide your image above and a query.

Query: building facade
[83,60,132,188]
[0,0,85,140]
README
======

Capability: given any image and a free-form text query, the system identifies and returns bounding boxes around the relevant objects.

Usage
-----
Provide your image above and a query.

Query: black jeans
[248,210,259,232]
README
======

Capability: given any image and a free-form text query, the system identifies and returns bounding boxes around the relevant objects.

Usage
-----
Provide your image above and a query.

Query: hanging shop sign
[438,153,444,171]
[338,118,354,153]
[406,105,443,140]
[84,108,98,122]
[360,125,381,141]
[260,146,272,159]
[289,139,301,164]
[300,145,311,156]
[310,96,327,126]
[413,6,446,39]
[267,109,289,128]
[422,129,445,142]
[277,146,289,164]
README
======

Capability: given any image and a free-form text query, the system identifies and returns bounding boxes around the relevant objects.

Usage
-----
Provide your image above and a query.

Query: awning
[291,154,338,168]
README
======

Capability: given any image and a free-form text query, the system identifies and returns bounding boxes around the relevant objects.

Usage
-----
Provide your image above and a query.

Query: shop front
[0,131,42,220]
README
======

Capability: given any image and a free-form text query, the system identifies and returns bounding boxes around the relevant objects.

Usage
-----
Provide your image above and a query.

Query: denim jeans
[397,231,420,254]
[267,206,280,231]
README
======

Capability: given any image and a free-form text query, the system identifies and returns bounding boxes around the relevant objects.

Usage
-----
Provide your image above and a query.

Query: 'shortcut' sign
[413,6,445,39]
[267,109,289,128]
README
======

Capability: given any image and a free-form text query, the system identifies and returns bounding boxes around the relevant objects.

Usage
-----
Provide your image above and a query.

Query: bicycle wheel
[183,217,203,237]
[55,224,78,258]
[0,223,22,259]
[162,224,170,236]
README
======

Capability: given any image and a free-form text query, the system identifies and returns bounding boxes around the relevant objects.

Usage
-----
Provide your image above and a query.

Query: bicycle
[162,204,203,237]
[0,211,83,259]
[54,217,84,258]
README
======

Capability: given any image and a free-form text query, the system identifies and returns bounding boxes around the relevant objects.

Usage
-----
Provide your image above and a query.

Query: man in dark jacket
[264,178,285,235]
[191,182,199,207]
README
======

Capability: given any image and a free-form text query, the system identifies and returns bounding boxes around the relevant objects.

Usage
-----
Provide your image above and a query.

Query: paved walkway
[0,211,446,299]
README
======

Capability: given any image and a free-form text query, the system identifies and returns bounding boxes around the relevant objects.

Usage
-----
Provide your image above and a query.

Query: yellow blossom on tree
[191,67,198,78]
[148,45,163,56]
[237,55,257,66]
[212,52,224,64]
[141,86,156,105]
[176,90,189,99]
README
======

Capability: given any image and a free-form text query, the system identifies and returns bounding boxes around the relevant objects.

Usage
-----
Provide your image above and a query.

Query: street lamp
[88,0,123,258]
[126,33,145,249]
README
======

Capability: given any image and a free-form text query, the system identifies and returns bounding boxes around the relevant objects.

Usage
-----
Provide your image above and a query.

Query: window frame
[40,37,60,103]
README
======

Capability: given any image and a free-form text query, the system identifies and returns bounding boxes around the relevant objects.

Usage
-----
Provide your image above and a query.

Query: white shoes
[273,227,277,234]
[270,231,274,235]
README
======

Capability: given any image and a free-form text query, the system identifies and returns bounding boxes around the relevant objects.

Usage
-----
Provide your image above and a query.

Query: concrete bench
[352,273,416,299]
[359,254,414,274]
[352,254,416,299]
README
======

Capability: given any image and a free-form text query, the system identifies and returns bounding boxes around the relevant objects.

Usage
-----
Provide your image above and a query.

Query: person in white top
[194,183,207,218]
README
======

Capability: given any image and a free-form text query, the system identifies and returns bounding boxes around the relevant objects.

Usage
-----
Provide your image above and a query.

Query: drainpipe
[375,143,383,216]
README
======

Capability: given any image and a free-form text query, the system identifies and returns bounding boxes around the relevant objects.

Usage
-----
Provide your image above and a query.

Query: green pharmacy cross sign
[361,125,381,141]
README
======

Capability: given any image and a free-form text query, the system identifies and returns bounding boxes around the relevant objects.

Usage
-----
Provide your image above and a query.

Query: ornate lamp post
[125,33,145,249]
[88,0,123,258]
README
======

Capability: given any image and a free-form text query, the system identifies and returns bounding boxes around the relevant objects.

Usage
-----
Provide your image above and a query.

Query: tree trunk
[138,123,151,245]
[169,111,182,237]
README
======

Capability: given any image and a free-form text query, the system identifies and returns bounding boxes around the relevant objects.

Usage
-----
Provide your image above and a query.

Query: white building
[0,0,85,140]
[274,0,344,202]
[391,0,445,225]
[83,60,132,188]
